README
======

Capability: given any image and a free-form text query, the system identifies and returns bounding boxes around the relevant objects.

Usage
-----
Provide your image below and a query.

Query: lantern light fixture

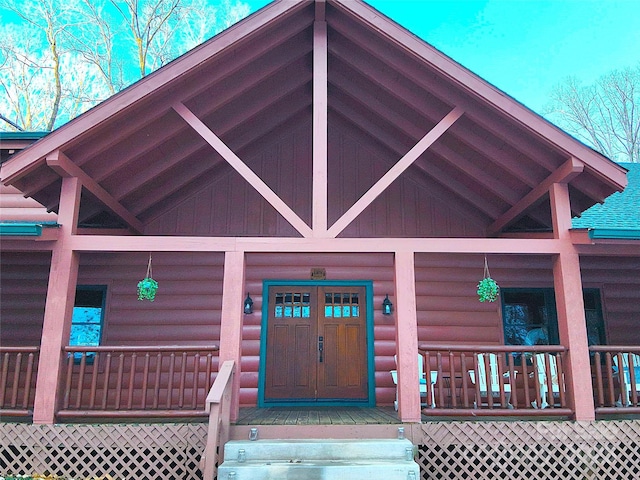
[243,293,254,314]
[382,294,393,315]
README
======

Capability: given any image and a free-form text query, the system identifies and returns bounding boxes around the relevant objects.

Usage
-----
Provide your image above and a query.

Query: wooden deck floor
[235,407,401,425]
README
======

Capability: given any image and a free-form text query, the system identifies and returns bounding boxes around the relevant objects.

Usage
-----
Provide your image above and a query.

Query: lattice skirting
[2,420,640,479]
[0,423,208,479]
[416,420,640,480]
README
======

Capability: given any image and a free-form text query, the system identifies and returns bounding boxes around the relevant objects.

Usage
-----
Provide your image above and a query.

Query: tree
[0,0,251,132]
[545,67,640,163]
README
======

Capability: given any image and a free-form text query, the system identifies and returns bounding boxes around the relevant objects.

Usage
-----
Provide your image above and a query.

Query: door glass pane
[302,306,310,318]
[342,306,351,317]
[325,306,333,317]
[352,305,360,317]
[334,306,341,317]
[294,306,301,317]
[275,305,283,317]
[284,306,292,317]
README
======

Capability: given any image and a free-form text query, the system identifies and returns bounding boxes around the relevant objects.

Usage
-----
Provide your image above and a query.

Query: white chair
[613,353,640,406]
[532,353,561,409]
[468,353,513,408]
[390,354,437,410]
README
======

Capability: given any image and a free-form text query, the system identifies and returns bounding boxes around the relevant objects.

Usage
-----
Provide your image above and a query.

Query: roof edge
[588,228,640,240]
[0,0,309,186]
[334,0,627,192]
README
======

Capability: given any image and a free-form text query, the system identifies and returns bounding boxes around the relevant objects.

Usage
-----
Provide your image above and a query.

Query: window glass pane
[285,293,292,303]
[71,287,105,363]
[275,305,283,317]
[69,322,101,347]
[302,306,310,318]
[352,306,359,317]
[275,293,284,305]
[502,289,558,347]
[293,306,301,317]
[352,293,359,304]
[343,306,351,317]
[343,293,350,304]
[303,293,310,304]
[294,293,301,303]
[284,306,293,317]
[333,293,341,304]
[325,293,332,305]
[334,306,341,317]
[325,306,332,317]
[72,306,102,325]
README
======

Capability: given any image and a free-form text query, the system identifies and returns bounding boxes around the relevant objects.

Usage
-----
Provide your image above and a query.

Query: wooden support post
[550,182,594,421]
[33,176,81,424]
[394,250,421,422]
[312,18,328,236]
[218,251,246,423]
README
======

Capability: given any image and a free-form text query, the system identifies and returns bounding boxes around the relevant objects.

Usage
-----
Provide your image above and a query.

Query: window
[584,289,606,346]
[502,289,559,347]
[502,288,606,348]
[70,286,106,362]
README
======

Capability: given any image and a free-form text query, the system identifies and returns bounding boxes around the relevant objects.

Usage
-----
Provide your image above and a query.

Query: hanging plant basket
[137,254,158,301]
[477,256,499,303]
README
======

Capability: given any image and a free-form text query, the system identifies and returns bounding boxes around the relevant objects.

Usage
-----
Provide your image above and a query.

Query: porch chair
[613,352,640,406]
[468,353,514,408]
[390,355,437,410]
[531,353,561,409]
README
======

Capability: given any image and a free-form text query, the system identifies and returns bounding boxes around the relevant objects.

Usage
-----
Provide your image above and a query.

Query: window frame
[69,285,107,364]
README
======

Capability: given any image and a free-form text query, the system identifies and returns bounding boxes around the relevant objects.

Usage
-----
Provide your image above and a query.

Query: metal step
[217,438,419,480]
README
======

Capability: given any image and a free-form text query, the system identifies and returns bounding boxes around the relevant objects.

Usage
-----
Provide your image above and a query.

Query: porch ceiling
[0,0,627,234]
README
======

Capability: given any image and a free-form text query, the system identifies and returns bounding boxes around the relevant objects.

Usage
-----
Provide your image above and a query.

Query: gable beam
[172,101,313,238]
[45,151,144,234]
[327,106,464,238]
[487,157,584,236]
[312,16,328,236]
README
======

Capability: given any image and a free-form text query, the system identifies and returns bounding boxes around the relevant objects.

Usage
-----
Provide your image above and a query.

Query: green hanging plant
[137,254,158,301]
[477,256,499,302]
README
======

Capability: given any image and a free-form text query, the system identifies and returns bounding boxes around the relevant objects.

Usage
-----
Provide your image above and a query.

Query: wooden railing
[0,346,39,416]
[418,344,571,416]
[201,359,235,480]
[59,345,219,418]
[590,346,640,414]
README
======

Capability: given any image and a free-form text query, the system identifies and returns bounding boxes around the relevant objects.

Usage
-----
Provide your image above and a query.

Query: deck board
[235,407,401,426]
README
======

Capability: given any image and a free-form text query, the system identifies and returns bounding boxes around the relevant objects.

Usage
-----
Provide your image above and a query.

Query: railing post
[202,360,235,480]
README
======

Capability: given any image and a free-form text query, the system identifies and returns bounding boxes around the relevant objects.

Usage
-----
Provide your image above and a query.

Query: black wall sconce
[382,294,393,315]
[243,293,254,314]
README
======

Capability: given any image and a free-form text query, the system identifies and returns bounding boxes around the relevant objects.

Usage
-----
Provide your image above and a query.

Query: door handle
[318,336,323,363]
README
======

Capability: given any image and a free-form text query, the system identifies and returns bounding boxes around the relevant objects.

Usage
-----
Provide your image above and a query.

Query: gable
[0,0,627,238]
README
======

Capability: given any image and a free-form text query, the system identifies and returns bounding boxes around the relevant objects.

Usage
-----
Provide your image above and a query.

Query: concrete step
[217,438,420,480]
[223,438,415,462]
[217,459,419,480]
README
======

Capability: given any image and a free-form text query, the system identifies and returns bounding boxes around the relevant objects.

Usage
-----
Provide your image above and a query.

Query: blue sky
[247,0,640,114]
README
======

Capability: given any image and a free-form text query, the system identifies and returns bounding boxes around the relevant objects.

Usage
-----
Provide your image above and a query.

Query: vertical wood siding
[144,120,485,238]
[580,256,640,345]
[144,121,312,237]
[0,252,50,345]
[243,252,396,407]
[327,124,486,238]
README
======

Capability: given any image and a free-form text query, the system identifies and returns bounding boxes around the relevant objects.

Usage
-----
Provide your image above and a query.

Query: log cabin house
[1,1,639,478]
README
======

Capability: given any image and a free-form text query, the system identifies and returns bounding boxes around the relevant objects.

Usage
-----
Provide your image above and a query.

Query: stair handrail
[200,359,235,480]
